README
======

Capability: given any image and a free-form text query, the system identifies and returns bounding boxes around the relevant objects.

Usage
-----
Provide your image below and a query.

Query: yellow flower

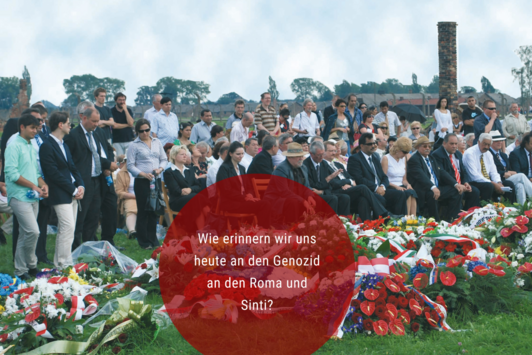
[68,269,88,285]
[494,247,505,257]
[0,305,5,314]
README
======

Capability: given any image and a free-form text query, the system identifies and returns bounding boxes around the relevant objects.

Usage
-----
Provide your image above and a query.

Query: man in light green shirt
[4,114,48,279]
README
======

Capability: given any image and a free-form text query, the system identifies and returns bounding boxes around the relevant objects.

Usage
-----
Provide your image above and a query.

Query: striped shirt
[126,137,168,178]
[254,104,277,132]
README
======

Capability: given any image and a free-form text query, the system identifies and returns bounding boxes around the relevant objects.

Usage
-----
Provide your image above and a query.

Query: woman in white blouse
[381,137,417,216]
[433,97,453,150]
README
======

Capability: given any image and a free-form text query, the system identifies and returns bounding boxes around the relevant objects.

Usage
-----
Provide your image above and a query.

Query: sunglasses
[381,126,388,129]
[360,106,367,109]
[363,142,377,146]
[412,127,420,130]
[401,150,410,154]
[486,107,497,110]
[138,129,150,133]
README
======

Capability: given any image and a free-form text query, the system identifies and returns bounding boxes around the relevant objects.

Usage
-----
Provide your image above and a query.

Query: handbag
[145,176,166,216]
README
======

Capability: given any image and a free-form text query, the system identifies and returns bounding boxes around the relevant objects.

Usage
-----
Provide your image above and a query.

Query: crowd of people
[2,88,532,280]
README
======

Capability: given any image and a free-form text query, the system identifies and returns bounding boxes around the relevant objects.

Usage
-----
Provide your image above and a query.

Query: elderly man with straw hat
[407,136,462,221]
[264,142,319,222]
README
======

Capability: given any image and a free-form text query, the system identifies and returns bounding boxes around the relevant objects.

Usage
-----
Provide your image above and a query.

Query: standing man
[230,112,253,143]
[473,99,503,144]
[152,97,180,146]
[272,133,293,167]
[190,109,216,144]
[374,101,401,138]
[65,107,117,249]
[226,99,245,131]
[348,133,407,215]
[503,102,530,146]
[5,114,49,279]
[94,87,115,144]
[39,112,84,268]
[462,96,482,136]
[464,133,515,203]
[241,137,258,171]
[323,95,339,123]
[143,94,162,125]
[254,92,279,135]
[431,133,483,210]
[407,136,462,221]
[111,92,135,156]
[248,136,277,175]
[291,99,320,139]
[490,131,532,205]
[506,134,522,155]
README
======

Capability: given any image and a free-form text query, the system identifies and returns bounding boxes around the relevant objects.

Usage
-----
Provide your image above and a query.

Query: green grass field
[1,234,532,355]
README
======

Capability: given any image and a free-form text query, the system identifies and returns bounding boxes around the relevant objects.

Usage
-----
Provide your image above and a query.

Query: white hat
[489,130,505,142]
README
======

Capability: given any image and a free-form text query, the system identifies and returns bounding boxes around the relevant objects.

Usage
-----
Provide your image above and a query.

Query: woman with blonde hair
[408,121,425,141]
[381,137,417,216]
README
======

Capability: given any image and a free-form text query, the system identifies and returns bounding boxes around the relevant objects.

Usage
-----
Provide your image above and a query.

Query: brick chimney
[437,22,458,110]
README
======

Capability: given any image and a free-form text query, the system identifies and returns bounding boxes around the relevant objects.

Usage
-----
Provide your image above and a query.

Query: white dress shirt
[240,152,253,172]
[327,160,355,185]
[143,106,160,125]
[207,158,223,188]
[230,121,249,143]
[374,111,401,137]
[272,148,286,167]
[292,111,320,137]
[463,145,501,183]
[506,142,516,155]
[81,125,107,177]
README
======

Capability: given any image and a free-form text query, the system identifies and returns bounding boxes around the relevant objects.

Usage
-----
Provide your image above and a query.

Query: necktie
[42,125,49,138]
[480,154,490,180]
[368,157,381,185]
[35,135,42,148]
[496,152,506,167]
[528,152,532,178]
[87,132,102,176]
[449,154,460,184]
[425,157,439,187]
[316,163,320,182]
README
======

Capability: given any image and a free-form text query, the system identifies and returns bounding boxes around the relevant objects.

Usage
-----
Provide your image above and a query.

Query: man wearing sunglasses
[348,133,407,216]
[473,99,502,145]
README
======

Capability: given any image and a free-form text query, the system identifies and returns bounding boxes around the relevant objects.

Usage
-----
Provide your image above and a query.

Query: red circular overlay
[159,174,355,355]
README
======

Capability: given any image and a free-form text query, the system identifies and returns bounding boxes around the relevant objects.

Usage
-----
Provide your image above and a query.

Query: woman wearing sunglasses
[408,121,425,141]
[127,118,167,250]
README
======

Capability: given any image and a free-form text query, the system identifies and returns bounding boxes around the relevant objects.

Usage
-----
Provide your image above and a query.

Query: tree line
[4,45,532,110]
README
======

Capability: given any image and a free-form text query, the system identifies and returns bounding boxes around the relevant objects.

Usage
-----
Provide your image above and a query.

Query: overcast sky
[1,0,531,105]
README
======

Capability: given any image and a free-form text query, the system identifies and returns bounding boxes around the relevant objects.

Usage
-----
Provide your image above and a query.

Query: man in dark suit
[431,133,484,210]
[64,106,117,249]
[348,133,407,215]
[407,136,462,221]
[322,95,338,123]
[323,141,390,220]
[303,141,349,216]
[248,135,277,175]
[509,132,532,180]
[39,111,84,267]
[492,131,532,204]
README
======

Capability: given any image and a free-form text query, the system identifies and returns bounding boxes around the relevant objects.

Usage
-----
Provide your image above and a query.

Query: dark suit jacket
[509,146,530,177]
[247,149,274,175]
[39,136,84,205]
[407,151,456,191]
[348,151,390,192]
[322,112,355,145]
[216,161,248,203]
[323,105,335,122]
[431,146,470,185]
[64,125,113,196]
[264,159,313,205]
[303,157,333,195]
[0,118,19,181]
[325,162,352,192]
[489,149,511,181]
[163,167,201,209]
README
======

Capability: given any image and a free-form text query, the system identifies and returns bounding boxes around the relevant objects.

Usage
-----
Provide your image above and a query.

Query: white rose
[76,325,84,334]
[517,254,525,260]
[511,261,518,268]
[505,218,516,226]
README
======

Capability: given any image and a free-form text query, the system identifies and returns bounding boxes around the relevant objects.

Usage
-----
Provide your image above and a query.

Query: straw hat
[282,142,307,157]
[489,130,505,142]
[413,136,433,149]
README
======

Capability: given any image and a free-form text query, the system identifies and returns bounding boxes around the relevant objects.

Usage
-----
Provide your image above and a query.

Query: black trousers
[501,180,517,203]
[72,177,101,250]
[35,199,52,261]
[334,185,388,221]
[417,185,462,222]
[100,184,117,245]
[467,182,493,208]
[134,179,160,248]
[319,194,350,216]
[375,189,407,215]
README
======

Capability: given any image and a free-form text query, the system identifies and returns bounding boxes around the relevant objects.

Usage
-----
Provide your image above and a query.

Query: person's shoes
[0,230,6,245]
[38,258,53,266]
[19,273,32,281]
[128,231,137,240]
[28,268,39,277]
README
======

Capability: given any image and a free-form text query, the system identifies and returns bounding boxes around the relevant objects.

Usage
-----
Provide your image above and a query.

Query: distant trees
[481,76,499,94]
[461,86,477,93]
[216,92,244,104]
[0,76,19,109]
[62,74,125,106]
[512,45,532,107]
[290,78,332,101]
[268,76,279,101]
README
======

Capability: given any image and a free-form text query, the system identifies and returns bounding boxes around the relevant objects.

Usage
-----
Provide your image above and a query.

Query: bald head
[242,112,254,127]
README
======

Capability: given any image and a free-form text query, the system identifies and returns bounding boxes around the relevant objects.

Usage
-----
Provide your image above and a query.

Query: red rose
[398,297,409,308]
[375,305,386,317]
[387,295,398,306]
[363,318,373,331]
[406,292,415,300]
[411,322,420,332]
[378,287,388,298]
[408,310,417,320]
[140,263,147,269]
[351,299,361,309]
